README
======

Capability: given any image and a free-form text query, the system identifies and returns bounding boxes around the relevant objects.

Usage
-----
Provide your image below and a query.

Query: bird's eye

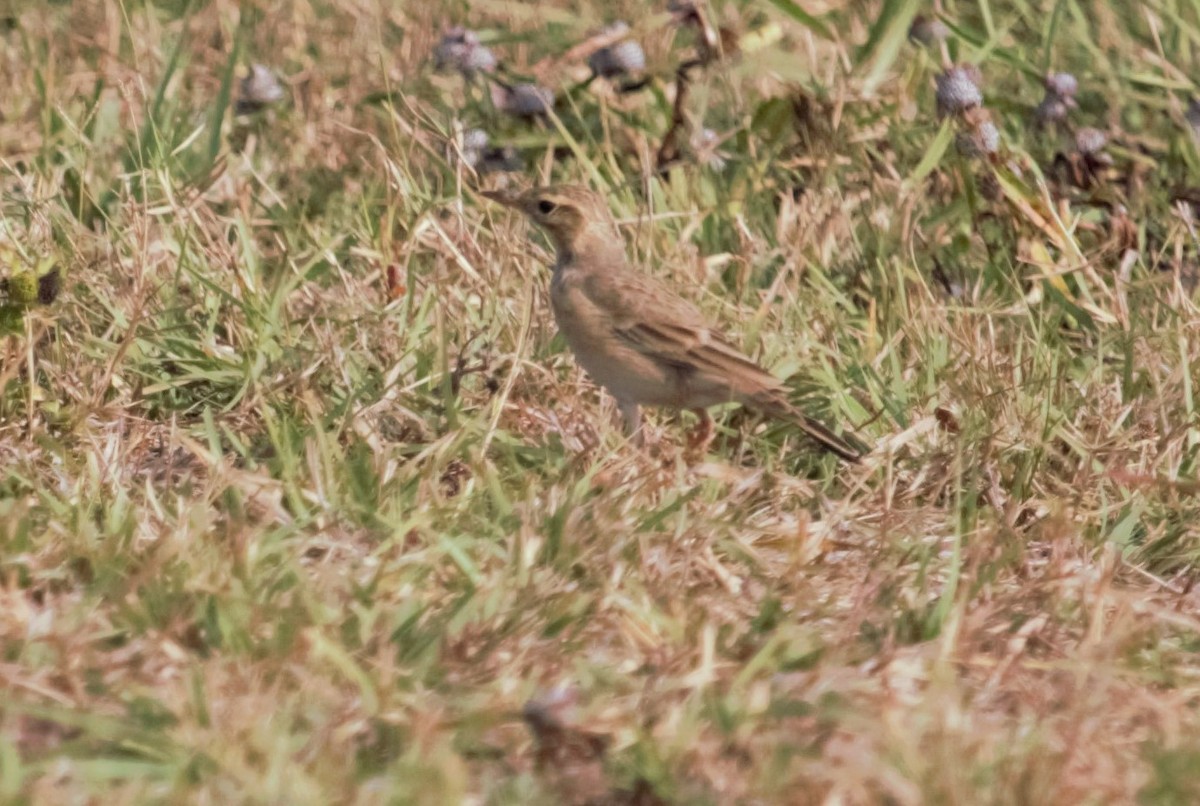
[537,199,557,215]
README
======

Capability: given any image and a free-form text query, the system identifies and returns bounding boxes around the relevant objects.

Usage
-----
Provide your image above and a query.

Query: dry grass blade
[2,0,1200,804]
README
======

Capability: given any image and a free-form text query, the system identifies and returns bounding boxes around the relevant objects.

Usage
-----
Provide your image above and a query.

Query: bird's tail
[788,410,865,463]
[752,393,866,463]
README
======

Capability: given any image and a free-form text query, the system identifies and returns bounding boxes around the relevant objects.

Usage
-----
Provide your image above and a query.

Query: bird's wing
[583,268,781,389]
[581,267,865,462]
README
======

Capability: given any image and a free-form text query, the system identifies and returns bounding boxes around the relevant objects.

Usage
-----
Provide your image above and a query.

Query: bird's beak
[481,188,522,209]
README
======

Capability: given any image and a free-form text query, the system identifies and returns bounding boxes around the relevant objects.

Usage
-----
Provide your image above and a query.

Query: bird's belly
[551,285,684,407]
[577,341,683,406]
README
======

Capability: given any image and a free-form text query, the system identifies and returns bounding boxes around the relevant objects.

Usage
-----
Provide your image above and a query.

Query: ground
[2,0,1200,803]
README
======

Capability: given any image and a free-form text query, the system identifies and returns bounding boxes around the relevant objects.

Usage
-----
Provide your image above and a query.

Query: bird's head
[483,184,621,259]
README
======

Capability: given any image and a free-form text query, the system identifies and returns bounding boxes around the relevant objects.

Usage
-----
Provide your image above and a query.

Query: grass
[3,0,1200,802]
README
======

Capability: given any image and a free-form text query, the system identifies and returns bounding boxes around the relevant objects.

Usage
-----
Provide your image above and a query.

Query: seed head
[496,83,554,118]
[236,64,285,114]
[453,128,491,168]
[1075,127,1108,156]
[667,0,699,19]
[463,128,490,153]
[1044,72,1078,98]
[956,111,1000,157]
[453,129,520,174]
[1035,95,1071,125]
[936,65,983,117]
[1187,99,1200,139]
[909,14,950,46]
[588,39,646,78]
[692,128,728,171]
[1034,72,1078,126]
[523,685,580,734]
[433,27,497,77]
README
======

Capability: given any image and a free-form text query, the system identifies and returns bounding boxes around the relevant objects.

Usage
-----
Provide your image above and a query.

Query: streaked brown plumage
[483,184,864,462]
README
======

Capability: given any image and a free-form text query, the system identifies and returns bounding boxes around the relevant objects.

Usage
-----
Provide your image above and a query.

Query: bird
[482,184,865,463]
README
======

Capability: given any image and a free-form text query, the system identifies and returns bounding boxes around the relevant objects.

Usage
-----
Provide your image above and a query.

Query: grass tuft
[3,0,1200,802]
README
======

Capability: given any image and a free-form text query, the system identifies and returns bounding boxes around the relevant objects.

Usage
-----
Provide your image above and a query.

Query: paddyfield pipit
[483,184,864,462]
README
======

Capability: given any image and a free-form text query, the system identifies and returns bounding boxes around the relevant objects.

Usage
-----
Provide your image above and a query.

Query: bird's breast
[549,269,684,406]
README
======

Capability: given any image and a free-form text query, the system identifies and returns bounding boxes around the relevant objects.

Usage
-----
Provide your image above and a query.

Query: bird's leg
[685,408,715,455]
[618,400,644,446]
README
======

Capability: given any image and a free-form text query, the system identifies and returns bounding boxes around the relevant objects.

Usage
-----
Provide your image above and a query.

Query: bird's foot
[684,409,715,460]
